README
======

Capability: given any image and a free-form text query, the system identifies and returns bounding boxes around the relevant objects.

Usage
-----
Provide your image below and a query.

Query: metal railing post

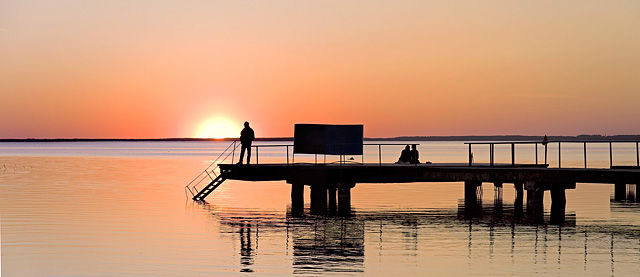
[544,143,548,165]
[558,142,561,168]
[511,143,515,166]
[636,142,639,167]
[286,146,289,165]
[490,144,493,166]
[583,142,587,168]
[255,146,259,164]
[535,143,538,164]
[232,141,236,164]
[491,144,494,166]
[609,142,613,168]
[468,144,472,166]
[378,145,382,166]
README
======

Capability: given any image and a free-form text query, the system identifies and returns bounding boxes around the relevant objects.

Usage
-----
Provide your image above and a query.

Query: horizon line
[2,134,640,142]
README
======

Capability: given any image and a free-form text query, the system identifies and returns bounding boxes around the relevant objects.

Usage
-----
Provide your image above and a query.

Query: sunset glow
[195,117,240,139]
[1,1,639,138]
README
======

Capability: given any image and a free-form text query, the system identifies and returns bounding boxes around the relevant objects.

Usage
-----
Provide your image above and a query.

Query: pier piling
[614,183,626,201]
[514,182,524,217]
[291,183,304,216]
[525,181,544,223]
[550,187,566,224]
[338,185,353,216]
[514,182,524,206]
[328,187,337,215]
[464,181,481,203]
[310,184,327,215]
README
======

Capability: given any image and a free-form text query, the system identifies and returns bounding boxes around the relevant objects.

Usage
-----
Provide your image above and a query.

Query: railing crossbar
[465,140,640,169]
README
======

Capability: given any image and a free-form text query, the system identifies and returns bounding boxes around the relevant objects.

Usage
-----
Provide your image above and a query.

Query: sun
[195,117,241,139]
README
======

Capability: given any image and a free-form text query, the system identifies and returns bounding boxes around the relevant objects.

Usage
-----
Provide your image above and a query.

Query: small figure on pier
[410,144,421,164]
[238,121,255,165]
[542,134,548,146]
[395,145,412,164]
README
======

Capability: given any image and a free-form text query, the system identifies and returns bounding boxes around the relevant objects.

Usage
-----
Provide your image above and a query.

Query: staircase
[185,141,237,202]
[192,175,227,201]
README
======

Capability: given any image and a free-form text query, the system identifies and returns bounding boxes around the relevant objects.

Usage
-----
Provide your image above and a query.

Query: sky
[1,0,639,138]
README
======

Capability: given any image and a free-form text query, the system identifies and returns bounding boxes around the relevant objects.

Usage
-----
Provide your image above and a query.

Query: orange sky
[1,1,639,138]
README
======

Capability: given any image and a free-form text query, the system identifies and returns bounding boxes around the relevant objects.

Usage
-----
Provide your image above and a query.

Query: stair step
[192,176,226,201]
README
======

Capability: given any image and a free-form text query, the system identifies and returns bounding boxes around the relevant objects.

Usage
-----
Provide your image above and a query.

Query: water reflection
[290,219,365,274]
[198,200,640,275]
[239,223,255,272]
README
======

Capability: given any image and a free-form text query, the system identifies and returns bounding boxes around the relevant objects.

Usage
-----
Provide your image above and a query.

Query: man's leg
[246,144,252,164]
[239,145,246,163]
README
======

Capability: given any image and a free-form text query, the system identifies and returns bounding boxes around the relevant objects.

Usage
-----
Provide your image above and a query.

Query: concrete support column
[514,182,524,218]
[627,184,637,202]
[310,185,327,215]
[493,182,503,201]
[493,182,503,217]
[514,182,524,206]
[525,181,544,223]
[338,187,351,216]
[465,181,481,204]
[550,187,566,224]
[614,183,626,201]
[328,187,337,215]
[464,181,482,218]
[290,183,304,217]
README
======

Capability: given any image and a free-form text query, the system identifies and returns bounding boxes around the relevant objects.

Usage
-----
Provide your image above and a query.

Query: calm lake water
[1,141,640,276]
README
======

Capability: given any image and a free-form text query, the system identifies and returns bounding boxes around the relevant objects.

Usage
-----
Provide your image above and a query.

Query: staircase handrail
[185,140,238,197]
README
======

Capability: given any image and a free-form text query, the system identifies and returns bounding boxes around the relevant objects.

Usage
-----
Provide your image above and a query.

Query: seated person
[396,145,411,164]
[410,144,421,164]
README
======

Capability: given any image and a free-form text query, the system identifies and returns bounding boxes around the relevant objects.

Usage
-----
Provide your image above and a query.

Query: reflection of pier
[290,219,365,274]
[238,223,254,272]
[211,211,365,274]
[203,201,640,274]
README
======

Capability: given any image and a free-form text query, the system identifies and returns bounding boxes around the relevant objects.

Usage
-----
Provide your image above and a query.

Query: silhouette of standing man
[238,121,255,165]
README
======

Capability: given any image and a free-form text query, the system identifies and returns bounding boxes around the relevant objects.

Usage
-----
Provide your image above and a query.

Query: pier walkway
[186,140,640,224]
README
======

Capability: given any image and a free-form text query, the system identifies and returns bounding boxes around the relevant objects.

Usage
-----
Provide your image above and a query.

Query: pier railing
[465,140,640,168]
[185,140,238,198]
[230,143,419,166]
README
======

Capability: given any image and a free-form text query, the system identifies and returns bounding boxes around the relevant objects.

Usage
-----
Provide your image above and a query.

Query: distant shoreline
[1,135,639,142]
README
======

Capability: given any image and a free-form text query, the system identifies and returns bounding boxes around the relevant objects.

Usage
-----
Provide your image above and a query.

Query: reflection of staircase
[185,141,237,202]
[192,175,227,201]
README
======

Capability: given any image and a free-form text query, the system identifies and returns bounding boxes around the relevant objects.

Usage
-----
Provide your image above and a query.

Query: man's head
[411,144,417,150]
[405,145,410,150]
[244,121,250,128]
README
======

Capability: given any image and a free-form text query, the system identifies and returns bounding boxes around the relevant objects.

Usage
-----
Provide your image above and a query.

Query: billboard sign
[293,124,363,155]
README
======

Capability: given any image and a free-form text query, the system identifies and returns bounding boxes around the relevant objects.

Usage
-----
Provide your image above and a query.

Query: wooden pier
[214,163,640,223]
[185,140,640,224]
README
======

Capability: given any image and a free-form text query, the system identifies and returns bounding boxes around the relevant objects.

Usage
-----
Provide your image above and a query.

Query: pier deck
[219,163,639,185]
[211,163,640,224]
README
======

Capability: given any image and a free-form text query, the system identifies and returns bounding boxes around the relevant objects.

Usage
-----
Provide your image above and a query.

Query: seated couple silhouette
[396,144,421,164]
